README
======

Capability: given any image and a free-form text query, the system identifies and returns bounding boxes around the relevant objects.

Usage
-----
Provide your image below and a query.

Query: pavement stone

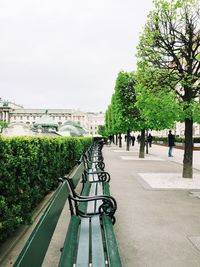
[104,142,200,267]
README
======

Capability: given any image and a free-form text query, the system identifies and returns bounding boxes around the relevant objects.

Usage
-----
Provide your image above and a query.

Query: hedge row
[0,136,92,244]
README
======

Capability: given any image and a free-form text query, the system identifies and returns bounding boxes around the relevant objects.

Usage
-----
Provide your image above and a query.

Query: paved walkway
[104,142,200,267]
[1,143,200,267]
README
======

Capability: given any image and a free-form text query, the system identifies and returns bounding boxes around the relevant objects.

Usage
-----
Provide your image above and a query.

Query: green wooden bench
[69,160,111,203]
[59,166,121,267]
[14,168,122,267]
[84,142,105,171]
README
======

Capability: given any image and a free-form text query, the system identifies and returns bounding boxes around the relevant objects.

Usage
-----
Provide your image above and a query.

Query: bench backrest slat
[69,162,85,188]
[14,182,70,267]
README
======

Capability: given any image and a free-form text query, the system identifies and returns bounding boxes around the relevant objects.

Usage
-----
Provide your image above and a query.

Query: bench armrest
[84,170,111,182]
[69,194,117,224]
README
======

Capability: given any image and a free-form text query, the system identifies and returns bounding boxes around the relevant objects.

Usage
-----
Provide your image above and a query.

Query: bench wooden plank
[89,172,100,182]
[14,182,70,267]
[69,162,85,188]
[103,182,110,196]
[102,214,122,267]
[76,218,90,267]
[91,215,105,267]
[78,181,91,214]
[87,183,97,213]
[58,215,80,267]
[96,182,103,212]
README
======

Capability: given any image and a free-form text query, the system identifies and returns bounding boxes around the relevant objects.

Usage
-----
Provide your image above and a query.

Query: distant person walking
[147,133,153,147]
[131,135,136,146]
[124,135,127,142]
[168,130,175,157]
[137,134,141,144]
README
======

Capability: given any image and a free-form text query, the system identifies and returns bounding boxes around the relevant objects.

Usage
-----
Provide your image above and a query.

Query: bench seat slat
[102,214,122,267]
[58,215,80,267]
[76,218,90,267]
[79,181,91,213]
[91,215,105,267]
[103,182,110,196]
[88,172,99,182]
[87,183,97,213]
[96,182,103,212]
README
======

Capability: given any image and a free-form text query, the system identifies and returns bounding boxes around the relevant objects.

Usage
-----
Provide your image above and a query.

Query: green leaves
[105,0,200,138]
[0,136,92,244]
[112,71,141,132]
[136,0,200,126]
[0,121,8,132]
[136,84,180,130]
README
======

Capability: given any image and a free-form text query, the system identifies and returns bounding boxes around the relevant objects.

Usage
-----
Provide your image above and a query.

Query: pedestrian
[118,134,122,146]
[127,134,132,146]
[168,130,175,157]
[131,135,136,146]
[124,135,127,142]
[147,133,153,147]
[137,134,141,144]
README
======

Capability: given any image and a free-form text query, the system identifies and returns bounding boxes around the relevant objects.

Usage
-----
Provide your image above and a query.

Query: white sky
[0,0,154,112]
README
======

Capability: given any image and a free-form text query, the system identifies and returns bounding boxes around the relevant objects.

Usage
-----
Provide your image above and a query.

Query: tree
[105,105,112,137]
[136,64,181,131]
[98,125,106,136]
[0,121,8,133]
[137,0,200,178]
[111,93,120,145]
[114,71,140,151]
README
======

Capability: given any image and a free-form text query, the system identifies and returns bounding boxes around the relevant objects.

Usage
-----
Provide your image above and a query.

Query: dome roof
[59,121,88,136]
[34,111,58,128]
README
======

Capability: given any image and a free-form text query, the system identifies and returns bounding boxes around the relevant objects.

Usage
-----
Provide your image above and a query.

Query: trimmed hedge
[0,136,92,244]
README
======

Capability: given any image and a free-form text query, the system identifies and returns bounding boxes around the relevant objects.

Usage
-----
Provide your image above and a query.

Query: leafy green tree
[113,71,140,151]
[111,93,120,145]
[105,105,115,143]
[136,64,181,130]
[137,0,200,178]
[0,121,8,133]
[98,125,106,136]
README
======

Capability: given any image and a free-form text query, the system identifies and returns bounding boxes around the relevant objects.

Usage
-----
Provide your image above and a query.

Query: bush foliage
[0,136,92,244]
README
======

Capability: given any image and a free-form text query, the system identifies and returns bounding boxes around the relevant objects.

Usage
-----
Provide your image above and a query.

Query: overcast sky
[0,0,154,112]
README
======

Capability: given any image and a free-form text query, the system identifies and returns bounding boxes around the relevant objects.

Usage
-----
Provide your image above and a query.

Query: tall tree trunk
[145,129,149,154]
[116,133,118,146]
[145,140,149,154]
[139,129,145,158]
[182,118,193,178]
[119,133,122,147]
[126,130,130,151]
[112,134,114,144]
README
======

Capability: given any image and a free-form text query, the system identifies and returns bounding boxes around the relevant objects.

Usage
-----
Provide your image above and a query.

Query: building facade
[151,122,200,138]
[0,100,105,136]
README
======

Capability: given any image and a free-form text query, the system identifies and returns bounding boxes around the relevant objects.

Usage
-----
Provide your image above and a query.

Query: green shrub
[0,136,92,244]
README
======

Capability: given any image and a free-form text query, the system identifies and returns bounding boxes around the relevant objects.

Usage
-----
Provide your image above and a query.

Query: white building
[0,99,105,136]
[151,121,200,138]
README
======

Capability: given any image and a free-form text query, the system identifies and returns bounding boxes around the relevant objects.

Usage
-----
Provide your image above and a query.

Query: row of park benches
[13,141,122,267]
